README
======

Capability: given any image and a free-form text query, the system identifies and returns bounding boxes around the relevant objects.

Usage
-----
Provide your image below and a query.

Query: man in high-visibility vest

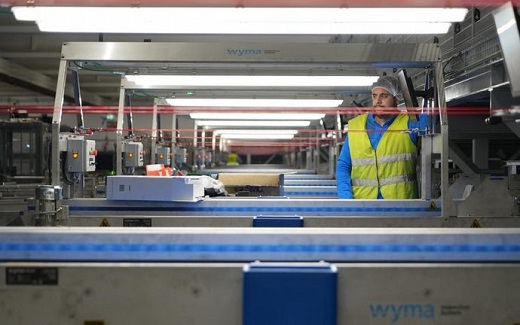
[226,152,240,166]
[336,75,429,199]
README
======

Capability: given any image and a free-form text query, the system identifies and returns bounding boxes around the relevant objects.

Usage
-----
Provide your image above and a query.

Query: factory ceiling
[0,1,511,109]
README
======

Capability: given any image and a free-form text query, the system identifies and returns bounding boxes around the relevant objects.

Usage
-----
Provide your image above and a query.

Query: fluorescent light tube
[213,129,298,135]
[191,113,325,120]
[125,75,379,87]
[167,98,342,107]
[12,7,468,23]
[196,120,312,127]
[12,7,468,34]
[220,134,295,140]
[36,21,453,35]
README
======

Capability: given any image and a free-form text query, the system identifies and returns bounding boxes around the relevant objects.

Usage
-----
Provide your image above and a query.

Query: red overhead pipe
[0,105,495,115]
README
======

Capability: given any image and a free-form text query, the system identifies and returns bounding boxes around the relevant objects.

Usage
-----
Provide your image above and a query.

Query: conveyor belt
[61,198,441,217]
[1,227,519,262]
[283,174,333,180]
[283,186,337,197]
[284,180,337,186]
[64,214,520,228]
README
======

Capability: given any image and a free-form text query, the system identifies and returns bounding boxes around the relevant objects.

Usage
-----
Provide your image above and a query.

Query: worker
[226,151,240,166]
[336,75,429,199]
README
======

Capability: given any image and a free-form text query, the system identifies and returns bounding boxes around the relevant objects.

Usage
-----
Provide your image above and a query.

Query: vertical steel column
[420,71,433,200]
[420,135,433,199]
[193,124,198,167]
[115,81,126,175]
[170,114,177,168]
[157,107,163,143]
[200,129,206,167]
[51,60,68,186]
[328,145,334,177]
[329,110,342,178]
[435,61,454,218]
[220,137,225,153]
[70,69,85,129]
[314,126,320,172]
[211,133,216,165]
[125,94,134,138]
[150,99,158,165]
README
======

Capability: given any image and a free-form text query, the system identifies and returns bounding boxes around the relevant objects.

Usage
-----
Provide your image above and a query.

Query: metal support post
[115,81,125,175]
[420,71,433,200]
[193,124,198,168]
[314,126,320,172]
[435,61,456,218]
[211,133,216,165]
[71,69,85,129]
[151,99,159,165]
[51,60,68,186]
[201,129,206,168]
[171,114,177,168]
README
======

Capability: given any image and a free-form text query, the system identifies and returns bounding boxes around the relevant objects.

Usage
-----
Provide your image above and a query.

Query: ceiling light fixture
[126,75,379,87]
[220,134,295,140]
[167,98,342,107]
[12,7,468,34]
[213,129,298,135]
[190,113,325,120]
[196,120,312,127]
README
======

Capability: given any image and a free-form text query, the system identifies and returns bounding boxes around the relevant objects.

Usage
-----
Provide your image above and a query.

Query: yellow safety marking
[99,218,110,227]
[470,219,482,228]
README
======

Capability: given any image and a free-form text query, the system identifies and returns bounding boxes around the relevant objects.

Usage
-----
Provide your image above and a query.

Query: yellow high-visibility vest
[348,114,418,199]
[227,152,239,164]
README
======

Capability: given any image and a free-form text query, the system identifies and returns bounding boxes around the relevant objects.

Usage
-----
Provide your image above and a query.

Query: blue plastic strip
[2,242,520,254]
[284,191,337,196]
[66,205,439,213]
[253,215,304,227]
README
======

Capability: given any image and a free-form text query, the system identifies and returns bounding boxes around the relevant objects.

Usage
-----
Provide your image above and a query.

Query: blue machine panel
[253,215,304,227]
[243,262,337,325]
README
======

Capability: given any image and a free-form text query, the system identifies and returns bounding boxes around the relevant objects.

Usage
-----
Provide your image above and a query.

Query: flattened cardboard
[218,173,284,197]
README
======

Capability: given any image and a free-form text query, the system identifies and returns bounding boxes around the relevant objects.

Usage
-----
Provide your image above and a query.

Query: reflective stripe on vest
[347,114,418,199]
[351,153,417,167]
[351,173,416,187]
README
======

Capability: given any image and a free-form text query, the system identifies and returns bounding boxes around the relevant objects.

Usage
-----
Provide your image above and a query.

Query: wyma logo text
[226,49,262,56]
[369,303,435,324]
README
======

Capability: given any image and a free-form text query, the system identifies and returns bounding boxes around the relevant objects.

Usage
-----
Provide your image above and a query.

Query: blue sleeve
[407,113,429,144]
[336,136,353,199]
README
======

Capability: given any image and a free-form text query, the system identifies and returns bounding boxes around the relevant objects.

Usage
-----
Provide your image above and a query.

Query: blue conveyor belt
[1,228,519,263]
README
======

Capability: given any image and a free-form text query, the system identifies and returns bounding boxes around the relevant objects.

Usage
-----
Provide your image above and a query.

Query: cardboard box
[106,175,204,202]
[218,173,284,197]
[145,164,173,176]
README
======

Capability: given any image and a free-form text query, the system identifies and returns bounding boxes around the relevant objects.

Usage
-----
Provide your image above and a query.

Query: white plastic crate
[106,176,204,202]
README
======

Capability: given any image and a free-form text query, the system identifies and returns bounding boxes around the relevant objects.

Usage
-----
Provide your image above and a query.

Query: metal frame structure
[50,42,449,215]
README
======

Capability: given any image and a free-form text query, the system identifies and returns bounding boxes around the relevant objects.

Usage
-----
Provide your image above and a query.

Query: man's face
[371,87,398,118]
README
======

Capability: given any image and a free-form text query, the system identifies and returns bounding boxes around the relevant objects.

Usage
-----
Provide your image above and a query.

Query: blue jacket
[336,114,429,199]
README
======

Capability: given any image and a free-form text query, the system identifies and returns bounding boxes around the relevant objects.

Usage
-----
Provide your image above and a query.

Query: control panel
[156,147,171,166]
[65,138,97,173]
[123,141,144,167]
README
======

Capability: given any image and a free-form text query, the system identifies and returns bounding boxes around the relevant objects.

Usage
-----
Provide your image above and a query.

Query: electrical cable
[71,61,120,74]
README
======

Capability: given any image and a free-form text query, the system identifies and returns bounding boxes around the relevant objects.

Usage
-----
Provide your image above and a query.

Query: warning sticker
[99,218,110,227]
[470,219,481,228]
[6,267,58,285]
